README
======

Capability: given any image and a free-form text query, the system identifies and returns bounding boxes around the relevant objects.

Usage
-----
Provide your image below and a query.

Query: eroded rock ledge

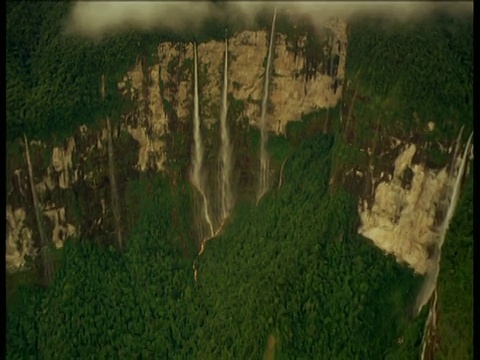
[358,144,451,274]
[7,24,348,271]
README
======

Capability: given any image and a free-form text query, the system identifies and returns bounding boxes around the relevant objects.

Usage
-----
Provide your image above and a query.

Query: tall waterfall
[219,38,234,222]
[449,125,464,173]
[101,75,123,250]
[106,117,123,250]
[191,42,215,239]
[418,132,473,360]
[415,131,474,316]
[257,9,277,202]
[439,131,473,246]
[24,133,53,285]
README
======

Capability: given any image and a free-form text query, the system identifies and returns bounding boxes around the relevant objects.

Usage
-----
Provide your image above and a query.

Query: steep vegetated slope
[6,2,472,359]
[332,11,472,189]
[435,169,473,360]
[6,135,425,359]
[335,13,473,359]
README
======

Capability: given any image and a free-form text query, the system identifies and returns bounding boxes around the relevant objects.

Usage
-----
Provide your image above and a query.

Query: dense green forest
[7,1,163,142]
[6,1,268,142]
[346,11,473,134]
[7,134,427,358]
[337,10,473,176]
[6,2,472,359]
[7,2,472,143]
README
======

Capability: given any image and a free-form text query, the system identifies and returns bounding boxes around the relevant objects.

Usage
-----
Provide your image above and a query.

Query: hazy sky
[66,1,473,38]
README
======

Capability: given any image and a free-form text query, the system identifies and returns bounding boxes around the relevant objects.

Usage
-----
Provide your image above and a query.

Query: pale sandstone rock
[198,41,223,127]
[53,138,77,189]
[8,24,350,270]
[35,137,77,192]
[119,59,168,172]
[6,206,36,271]
[43,205,76,249]
[158,42,193,121]
[271,19,347,134]
[117,25,347,171]
[359,144,450,274]
[127,126,166,172]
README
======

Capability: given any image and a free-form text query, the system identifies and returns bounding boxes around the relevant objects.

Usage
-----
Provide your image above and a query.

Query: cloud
[66,1,218,38]
[66,1,473,38]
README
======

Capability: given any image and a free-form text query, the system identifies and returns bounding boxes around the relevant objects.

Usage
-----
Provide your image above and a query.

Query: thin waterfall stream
[257,9,277,203]
[191,42,215,240]
[219,37,234,223]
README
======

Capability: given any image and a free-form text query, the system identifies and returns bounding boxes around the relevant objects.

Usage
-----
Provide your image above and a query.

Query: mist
[67,1,218,38]
[67,1,472,38]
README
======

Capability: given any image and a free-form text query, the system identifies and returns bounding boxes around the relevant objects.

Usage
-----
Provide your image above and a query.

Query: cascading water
[257,8,277,202]
[102,74,123,250]
[106,117,123,250]
[218,37,234,222]
[439,131,473,246]
[417,132,473,360]
[449,125,464,173]
[191,42,215,239]
[415,131,473,315]
[193,38,234,282]
[24,134,53,284]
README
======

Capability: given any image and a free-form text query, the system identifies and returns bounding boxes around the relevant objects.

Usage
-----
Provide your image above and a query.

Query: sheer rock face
[119,60,168,172]
[120,23,347,158]
[6,129,114,270]
[6,204,76,270]
[8,23,454,277]
[358,144,450,274]
[7,24,348,271]
[271,19,347,133]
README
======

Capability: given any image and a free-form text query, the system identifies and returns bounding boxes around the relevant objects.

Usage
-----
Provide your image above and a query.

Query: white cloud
[66,1,473,38]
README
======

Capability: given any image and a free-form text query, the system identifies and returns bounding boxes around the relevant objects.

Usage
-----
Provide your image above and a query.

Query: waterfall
[277,157,288,190]
[219,37,234,222]
[439,131,473,245]
[449,125,464,174]
[102,75,123,250]
[257,8,277,202]
[414,131,473,316]
[193,39,234,283]
[418,132,473,360]
[24,134,52,284]
[106,117,123,250]
[191,42,215,239]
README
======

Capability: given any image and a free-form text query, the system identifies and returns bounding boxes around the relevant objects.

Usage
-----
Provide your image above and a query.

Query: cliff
[6,23,347,271]
[6,19,470,280]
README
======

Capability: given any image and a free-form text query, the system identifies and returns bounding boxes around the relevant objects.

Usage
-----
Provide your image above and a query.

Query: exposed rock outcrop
[6,206,36,271]
[118,23,347,171]
[7,23,347,271]
[36,137,78,193]
[43,205,76,249]
[119,61,168,172]
[358,144,451,274]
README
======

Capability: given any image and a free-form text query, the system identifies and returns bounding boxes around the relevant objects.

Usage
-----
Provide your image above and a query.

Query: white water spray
[418,132,473,360]
[257,8,277,202]
[219,37,234,222]
[449,125,464,173]
[24,134,53,284]
[192,39,233,283]
[415,131,473,316]
[439,132,473,245]
[191,42,215,239]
